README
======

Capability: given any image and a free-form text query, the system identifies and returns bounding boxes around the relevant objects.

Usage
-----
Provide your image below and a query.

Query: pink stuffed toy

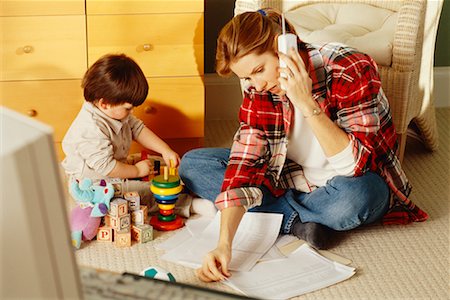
[69,178,114,249]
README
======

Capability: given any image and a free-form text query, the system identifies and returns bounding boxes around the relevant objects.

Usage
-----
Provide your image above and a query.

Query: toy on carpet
[69,178,114,249]
[141,150,162,181]
[141,266,176,282]
[100,193,153,248]
[149,163,184,231]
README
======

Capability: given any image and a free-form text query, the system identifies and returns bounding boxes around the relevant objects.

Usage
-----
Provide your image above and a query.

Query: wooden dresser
[1,0,204,160]
[1,1,87,160]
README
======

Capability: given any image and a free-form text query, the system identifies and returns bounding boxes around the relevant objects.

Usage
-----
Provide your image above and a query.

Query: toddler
[62,53,189,214]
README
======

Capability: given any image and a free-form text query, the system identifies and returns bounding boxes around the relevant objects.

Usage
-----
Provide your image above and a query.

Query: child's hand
[161,149,181,168]
[135,159,152,178]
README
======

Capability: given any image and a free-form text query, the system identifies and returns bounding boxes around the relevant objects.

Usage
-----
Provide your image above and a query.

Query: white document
[156,228,192,251]
[258,234,299,262]
[224,244,356,300]
[156,217,213,251]
[185,216,214,236]
[161,212,283,271]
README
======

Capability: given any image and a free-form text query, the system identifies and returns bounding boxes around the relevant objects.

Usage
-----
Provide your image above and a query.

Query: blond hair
[215,9,297,77]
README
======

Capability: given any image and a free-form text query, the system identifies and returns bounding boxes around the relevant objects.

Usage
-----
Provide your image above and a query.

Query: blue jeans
[179,148,390,234]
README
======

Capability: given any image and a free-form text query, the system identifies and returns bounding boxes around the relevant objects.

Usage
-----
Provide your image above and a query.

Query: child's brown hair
[82,53,148,106]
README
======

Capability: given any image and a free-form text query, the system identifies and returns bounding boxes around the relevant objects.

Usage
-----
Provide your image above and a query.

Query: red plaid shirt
[215,42,428,225]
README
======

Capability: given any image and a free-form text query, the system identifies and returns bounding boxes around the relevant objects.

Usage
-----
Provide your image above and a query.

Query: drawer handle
[143,44,152,51]
[27,109,38,117]
[23,45,34,54]
[144,106,155,114]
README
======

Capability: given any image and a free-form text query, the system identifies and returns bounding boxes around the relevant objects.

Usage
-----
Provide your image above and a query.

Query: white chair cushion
[286,3,398,66]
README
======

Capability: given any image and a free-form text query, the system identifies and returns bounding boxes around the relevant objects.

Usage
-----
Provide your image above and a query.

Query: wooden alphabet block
[108,178,124,197]
[118,214,131,231]
[140,205,148,223]
[124,191,140,211]
[115,228,131,248]
[108,216,118,229]
[107,214,130,231]
[97,226,113,242]
[109,198,128,218]
[131,210,145,225]
[131,224,153,243]
[103,215,111,227]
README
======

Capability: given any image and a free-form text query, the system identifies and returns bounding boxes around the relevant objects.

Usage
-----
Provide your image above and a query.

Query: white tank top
[286,104,356,187]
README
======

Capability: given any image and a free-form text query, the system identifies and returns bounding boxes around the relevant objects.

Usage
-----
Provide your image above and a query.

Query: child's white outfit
[62,102,143,179]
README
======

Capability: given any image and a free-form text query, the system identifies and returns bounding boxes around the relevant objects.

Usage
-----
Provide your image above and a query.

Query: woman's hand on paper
[196,244,231,282]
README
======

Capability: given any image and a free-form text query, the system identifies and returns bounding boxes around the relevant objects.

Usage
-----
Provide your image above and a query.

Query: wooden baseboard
[434,66,450,108]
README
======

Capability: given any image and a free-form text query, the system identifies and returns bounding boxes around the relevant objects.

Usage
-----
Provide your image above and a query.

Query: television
[0,106,82,299]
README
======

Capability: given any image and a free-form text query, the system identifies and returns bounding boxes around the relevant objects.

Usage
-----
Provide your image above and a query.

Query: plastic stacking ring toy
[153,193,179,201]
[156,198,177,205]
[158,214,176,222]
[151,175,180,188]
[160,209,174,216]
[150,164,185,231]
[158,203,175,211]
[150,185,183,196]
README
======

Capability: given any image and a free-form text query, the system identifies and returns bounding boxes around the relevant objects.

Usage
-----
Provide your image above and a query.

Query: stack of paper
[224,244,355,299]
[159,212,356,299]
[161,212,283,271]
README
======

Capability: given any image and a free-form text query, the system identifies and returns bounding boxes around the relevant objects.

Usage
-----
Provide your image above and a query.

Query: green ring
[152,175,180,188]
[158,214,176,222]
[152,180,180,189]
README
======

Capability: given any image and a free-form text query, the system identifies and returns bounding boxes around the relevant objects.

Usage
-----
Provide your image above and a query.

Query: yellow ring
[158,204,175,210]
[150,184,183,196]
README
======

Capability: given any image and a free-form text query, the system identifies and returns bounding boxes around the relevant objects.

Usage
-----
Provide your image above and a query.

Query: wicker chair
[234,0,443,161]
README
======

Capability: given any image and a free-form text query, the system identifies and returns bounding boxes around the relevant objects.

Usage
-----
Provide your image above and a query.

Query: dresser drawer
[1,0,85,16]
[86,0,203,14]
[87,13,203,77]
[134,76,204,139]
[1,15,87,81]
[0,80,84,141]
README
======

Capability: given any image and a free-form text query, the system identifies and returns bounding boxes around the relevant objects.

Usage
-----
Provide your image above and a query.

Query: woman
[179,9,428,282]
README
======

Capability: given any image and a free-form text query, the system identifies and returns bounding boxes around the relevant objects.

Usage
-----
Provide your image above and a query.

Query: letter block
[103,215,111,227]
[97,226,113,242]
[141,205,148,223]
[115,228,131,248]
[124,191,140,211]
[109,198,128,218]
[108,178,124,197]
[107,214,130,231]
[131,224,153,243]
[131,210,145,225]
[118,214,131,231]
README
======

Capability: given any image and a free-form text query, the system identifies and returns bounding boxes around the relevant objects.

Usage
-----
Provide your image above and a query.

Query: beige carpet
[76,108,450,299]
